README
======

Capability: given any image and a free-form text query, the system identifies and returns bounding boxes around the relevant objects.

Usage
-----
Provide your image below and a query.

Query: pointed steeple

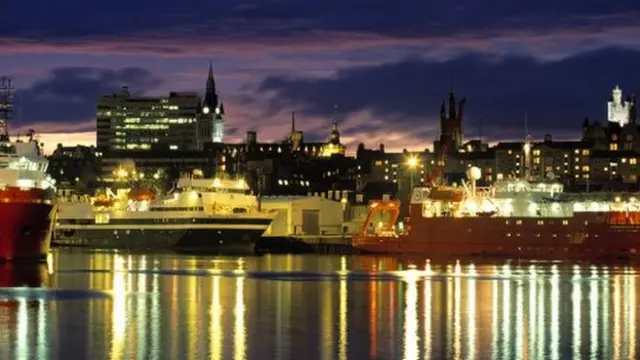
[204,60,219,110]
[440,101,446,117]
[448,87,457,120]
[207,61,214,90]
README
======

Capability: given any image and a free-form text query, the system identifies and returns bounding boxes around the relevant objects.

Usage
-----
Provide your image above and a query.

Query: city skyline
[2,0,640,154]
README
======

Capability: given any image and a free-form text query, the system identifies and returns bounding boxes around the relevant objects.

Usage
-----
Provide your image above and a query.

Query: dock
[256,234,360,255]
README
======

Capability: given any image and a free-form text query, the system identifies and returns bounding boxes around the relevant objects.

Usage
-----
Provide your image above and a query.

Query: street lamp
[405,156,419,190]
[406,156,418,169]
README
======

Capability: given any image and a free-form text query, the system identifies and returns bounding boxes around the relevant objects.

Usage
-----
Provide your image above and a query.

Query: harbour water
[1,249,639,359]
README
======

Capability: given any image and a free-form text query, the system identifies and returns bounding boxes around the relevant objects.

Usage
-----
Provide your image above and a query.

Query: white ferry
[53,176,277,254]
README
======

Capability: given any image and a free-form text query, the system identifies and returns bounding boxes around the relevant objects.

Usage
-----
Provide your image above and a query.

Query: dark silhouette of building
[434,88,466,163]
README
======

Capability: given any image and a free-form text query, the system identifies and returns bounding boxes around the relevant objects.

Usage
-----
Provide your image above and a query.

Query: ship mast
[0,76,14,142]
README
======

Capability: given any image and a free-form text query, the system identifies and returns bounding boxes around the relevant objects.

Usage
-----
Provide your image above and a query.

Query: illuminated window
[574,149,579,154]
[582,165,590,172]
[582,149,590,156]
[534,157,540,164]
[631,158,637,165]
[533,149,540,156]
[374,161,382,166]
[610,143,618,151]
[622,158,627,163]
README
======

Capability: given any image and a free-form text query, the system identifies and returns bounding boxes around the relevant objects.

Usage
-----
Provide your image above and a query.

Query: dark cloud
[258,48,640,141]
[15,67,162,130]
[1,0,638,42]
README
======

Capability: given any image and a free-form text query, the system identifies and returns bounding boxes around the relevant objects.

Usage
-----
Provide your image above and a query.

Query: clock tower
[202,61,225,143]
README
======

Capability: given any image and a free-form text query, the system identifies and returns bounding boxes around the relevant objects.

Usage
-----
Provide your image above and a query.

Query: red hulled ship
[0,136,57,261]
[353,141,640,259]
[0,78,56,261]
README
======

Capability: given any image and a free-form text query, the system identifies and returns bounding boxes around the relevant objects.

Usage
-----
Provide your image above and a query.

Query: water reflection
[2,251,640,359]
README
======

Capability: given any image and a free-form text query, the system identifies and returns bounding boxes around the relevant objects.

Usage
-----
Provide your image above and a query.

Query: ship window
[537,220,544,225]
[516,220,522,225]
[505,220,509,225]
[562,220,568,225]
[95,213,110,224]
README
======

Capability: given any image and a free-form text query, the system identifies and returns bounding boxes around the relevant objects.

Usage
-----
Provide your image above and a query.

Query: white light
[16,179,35,188]
[203,106,210,114]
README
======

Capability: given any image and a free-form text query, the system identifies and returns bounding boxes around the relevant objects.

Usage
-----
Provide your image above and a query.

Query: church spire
[204,60,219,110]
[448,87,457,120]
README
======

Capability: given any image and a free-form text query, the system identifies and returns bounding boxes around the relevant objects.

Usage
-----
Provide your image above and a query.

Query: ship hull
[353,211,640,259]
[0,200,56,261]
[53,220,273,254]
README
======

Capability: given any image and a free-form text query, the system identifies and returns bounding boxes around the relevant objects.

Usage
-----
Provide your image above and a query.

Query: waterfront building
[96,62,225,152]
[96,87,201,152]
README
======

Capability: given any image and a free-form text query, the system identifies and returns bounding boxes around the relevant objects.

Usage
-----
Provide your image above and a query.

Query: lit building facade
[96,86,201,152]
[607,85,636,126]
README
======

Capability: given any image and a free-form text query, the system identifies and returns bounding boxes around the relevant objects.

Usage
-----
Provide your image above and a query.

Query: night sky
[2,0,640,153]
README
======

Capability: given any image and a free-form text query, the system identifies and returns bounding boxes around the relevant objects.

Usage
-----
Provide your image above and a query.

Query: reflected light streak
[501,265,511,360]
[466,268,476,360]
[453,269,461,360]
[210,274,222,360]
[536,276,545,359]
[424,277,432,360]
[369,278,378,359]
[627,269,636,360]
[491,267,499,360]
[17,298,28,360]
[321,280,334,360]
[339,261,348,360]
[37,299,47,360]
[111,254,127,360]
[572,267,582,360]
[234,276,246,360]
[589,270,599,360]
[550,265,560,360]
[602,267,610,356]
[613,275,621,360]
[137,256,148,360]
[403,274,419,360]
[528,266,537,359]
[151,265,160,360]
[515,280,523,360]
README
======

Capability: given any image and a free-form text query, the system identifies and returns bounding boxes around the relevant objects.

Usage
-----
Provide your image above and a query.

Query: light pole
[406,155,419,190]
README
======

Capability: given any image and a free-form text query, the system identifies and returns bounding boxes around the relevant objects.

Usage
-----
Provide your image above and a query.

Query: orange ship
[0,133,57,261]
[353,167,640,259]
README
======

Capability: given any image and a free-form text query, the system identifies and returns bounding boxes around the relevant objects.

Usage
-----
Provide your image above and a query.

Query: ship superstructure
[54,176,276,253]
[0,77,57,260]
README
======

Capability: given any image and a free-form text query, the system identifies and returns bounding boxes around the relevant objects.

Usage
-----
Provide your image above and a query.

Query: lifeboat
[92,195,115,208]
[128,188,155,201]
